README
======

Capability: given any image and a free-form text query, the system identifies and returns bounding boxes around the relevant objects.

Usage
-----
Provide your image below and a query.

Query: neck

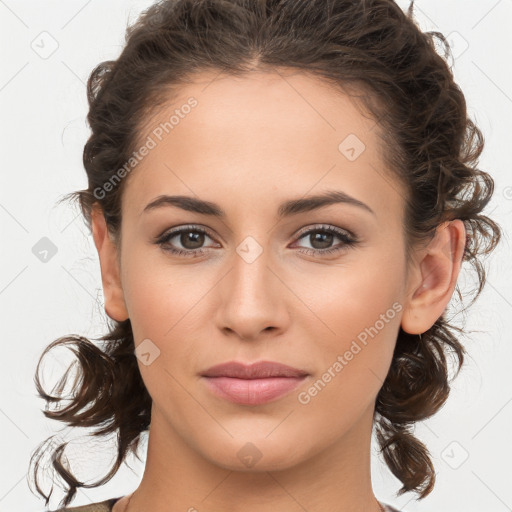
[117,401,385,512]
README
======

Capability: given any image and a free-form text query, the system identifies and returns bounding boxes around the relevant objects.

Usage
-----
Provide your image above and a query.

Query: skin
[91,69,466,512]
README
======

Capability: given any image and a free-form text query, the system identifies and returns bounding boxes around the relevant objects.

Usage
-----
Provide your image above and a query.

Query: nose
[214,243,290,342]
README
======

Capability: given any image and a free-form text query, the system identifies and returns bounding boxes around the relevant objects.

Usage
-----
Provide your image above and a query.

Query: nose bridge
[230,234,274,306]
[215,233,287,339]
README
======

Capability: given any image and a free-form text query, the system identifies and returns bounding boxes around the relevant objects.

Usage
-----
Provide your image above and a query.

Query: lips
[200,361,309,405]
[200,360,309,379]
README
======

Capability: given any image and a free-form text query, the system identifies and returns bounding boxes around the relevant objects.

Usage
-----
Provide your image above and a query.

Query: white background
[0,1,511,511]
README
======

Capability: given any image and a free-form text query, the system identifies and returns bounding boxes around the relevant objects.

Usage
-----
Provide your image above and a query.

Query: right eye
[155,225,220,257]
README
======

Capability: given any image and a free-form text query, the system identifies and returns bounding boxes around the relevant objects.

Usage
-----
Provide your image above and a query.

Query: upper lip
[200,361,309,379]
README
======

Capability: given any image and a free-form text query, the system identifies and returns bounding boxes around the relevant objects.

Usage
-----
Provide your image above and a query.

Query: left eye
[292,225,357,255]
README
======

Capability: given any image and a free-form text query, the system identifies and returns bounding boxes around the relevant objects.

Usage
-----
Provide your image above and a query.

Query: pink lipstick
[200,360,309,405]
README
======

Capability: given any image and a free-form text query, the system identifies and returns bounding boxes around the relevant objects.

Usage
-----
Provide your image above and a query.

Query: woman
[29,0,501,511]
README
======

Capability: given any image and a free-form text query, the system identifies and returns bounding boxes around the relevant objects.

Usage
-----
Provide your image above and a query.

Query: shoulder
[48,498,120,512]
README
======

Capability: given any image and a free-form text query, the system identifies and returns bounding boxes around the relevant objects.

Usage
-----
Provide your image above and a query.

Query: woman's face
[101,70,417,471]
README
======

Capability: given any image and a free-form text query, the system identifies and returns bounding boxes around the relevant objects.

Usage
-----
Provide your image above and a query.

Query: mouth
[200,360,310,406]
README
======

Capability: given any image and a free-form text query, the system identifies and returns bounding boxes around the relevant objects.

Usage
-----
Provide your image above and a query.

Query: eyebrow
[142,190,376,218]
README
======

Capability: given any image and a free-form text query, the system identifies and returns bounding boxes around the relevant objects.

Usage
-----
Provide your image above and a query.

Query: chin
[199,435,310,473]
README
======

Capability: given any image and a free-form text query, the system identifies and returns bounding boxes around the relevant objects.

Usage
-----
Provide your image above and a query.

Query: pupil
[182,231,204,249]
[311,232,332,249]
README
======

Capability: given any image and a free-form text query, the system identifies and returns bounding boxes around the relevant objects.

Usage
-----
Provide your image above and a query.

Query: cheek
[121,261,204,397]
[300,248,404,379]
[326,271,400,335]
[121,245,195,331]
[294,267,402,430]
[120,251,214,372]
[305,248,403,328]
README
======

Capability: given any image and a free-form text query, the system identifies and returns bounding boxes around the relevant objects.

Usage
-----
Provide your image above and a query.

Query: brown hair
[29,0,502,508]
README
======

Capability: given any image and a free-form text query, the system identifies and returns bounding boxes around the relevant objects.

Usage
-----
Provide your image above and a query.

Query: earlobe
[401,220,466,335]
[90,205,129,322]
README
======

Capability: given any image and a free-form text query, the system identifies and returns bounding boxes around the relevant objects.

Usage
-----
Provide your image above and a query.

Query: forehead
[144,69,378,150]
[122,70,405,225]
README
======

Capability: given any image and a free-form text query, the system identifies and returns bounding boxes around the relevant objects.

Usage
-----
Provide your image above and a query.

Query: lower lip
[202,376,308,405]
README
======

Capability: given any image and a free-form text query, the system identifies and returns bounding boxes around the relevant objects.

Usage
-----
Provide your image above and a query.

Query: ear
[401,220,466,335]
[90,204,129,322]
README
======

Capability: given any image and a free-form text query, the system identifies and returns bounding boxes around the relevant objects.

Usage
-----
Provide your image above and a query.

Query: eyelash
[155,224,359,259]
